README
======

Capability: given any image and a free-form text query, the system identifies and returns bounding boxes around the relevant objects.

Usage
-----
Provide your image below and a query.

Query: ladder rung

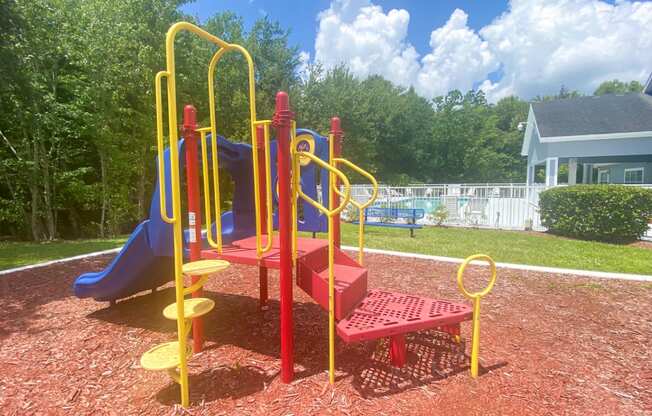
[140,341,192,371]
[182,259,230,276]
[163,298,215,320]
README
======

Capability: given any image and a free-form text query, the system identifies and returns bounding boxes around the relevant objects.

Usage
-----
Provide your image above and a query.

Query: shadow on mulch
[156,364,274,406]
[350,331,508,398]
[88,288,506,401]
[0,257,105,341]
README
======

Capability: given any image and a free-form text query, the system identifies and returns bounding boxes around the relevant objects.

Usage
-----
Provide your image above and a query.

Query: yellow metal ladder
[140,259,229,403]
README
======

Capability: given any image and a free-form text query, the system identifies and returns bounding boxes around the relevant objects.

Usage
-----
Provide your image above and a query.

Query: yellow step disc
[140,341,192,371]
[182,259,230,276]
[162,298,215,320]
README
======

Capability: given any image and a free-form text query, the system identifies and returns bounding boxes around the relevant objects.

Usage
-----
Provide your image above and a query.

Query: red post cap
[183,105,197,131]
[330,117,341,134]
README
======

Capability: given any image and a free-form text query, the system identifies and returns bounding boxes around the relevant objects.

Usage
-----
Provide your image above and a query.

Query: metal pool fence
[345,183,549,231]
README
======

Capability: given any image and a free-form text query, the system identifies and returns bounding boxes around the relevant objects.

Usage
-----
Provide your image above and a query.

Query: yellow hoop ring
[457,254,497,300]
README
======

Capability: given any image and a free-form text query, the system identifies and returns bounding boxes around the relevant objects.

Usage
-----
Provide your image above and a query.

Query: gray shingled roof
[532,93,652,137]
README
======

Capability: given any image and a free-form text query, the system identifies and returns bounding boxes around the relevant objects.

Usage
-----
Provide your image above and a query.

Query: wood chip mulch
[0,252,651,415]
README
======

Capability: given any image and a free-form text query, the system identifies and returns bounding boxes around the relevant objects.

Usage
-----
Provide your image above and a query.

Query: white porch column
[545,157,558,186]
[568,158,578,185]
[526,163,535,186]
[582,163,591,183]
[583,164,592,184]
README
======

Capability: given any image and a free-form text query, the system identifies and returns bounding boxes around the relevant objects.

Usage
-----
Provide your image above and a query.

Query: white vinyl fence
[345,183,652,238]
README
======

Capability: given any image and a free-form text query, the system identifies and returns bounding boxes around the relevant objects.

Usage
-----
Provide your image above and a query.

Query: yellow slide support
[456,254,497,378]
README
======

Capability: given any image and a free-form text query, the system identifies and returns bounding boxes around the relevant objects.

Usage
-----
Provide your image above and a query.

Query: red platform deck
[336,289,473,343]
[201,235,328,268]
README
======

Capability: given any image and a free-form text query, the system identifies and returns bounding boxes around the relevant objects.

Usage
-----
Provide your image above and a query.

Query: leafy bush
[429,205,448,226]
[343,204,359,222]
[539,185,652,242]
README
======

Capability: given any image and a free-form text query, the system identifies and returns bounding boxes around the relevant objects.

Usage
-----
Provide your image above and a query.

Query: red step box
[296,246,368,320]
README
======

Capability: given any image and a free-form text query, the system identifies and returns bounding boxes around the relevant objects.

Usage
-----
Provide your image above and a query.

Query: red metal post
[273,92,294,383]
[330,117,343,248]
[182,104,204,353]
[256,125,269,310]
[389,334,407,367]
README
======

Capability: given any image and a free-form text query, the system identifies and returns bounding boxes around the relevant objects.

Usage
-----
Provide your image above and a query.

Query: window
[597,169,610,184]
[624,168,644,184]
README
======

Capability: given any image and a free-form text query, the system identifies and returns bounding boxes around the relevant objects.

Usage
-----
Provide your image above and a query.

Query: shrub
[429,205,448,226]
[539,185,652,242]
[343,204,359,222]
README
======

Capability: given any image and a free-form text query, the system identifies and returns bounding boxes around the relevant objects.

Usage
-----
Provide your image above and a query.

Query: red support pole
[182,104,204,353]
[330,117,343,248]
[389,334,407,367]
[256,125,269,311]
[273,91,294,383]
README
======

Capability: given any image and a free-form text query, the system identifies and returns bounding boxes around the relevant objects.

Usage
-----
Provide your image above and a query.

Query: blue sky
[181,1,509,58]
[180,0,651,101]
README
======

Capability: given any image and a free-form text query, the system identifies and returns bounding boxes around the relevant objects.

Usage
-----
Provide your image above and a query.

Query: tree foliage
[594,79,644,95]
[0,1,643,240]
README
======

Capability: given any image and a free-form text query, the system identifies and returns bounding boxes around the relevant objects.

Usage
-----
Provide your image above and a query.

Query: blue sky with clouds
[181,1,509,57]
[181,0,652,101]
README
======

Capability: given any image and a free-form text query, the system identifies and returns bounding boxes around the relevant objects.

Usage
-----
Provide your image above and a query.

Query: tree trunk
[29,138,43,241]
[40,141,56,240]
[137,144,148,221]
[99,150,107,238]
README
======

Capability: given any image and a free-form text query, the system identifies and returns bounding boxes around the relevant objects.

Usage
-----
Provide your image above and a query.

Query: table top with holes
[336,289,473,343]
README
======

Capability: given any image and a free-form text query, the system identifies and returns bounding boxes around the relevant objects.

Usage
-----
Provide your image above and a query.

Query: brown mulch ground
[1,253,651,416]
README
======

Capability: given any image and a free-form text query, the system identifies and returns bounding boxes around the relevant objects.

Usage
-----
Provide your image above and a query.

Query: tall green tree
[594,79,644,95]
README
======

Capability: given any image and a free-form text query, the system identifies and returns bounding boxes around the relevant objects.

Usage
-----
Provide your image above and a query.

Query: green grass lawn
[2,224,651,275]
[305,223,652,275]
[0,237,127,271]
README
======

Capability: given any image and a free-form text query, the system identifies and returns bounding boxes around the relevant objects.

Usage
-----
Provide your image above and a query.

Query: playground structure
[73,22,496,408]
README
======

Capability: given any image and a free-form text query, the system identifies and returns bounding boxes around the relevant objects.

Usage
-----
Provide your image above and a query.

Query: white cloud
[416,9,498,99]
[313,0,652,101]
[479,0,652,100]
[314,0,420,87]
[297,51,311,81]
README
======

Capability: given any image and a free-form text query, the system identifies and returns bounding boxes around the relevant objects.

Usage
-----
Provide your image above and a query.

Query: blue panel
[73,134,257,302]
[270,128,329,233]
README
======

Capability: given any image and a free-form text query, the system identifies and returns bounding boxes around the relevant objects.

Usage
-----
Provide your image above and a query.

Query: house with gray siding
[522,78,652,186]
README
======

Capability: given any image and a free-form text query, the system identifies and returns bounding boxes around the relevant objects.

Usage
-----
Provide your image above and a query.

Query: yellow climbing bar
[206,44,272,257]
[332,157,378,264]
[291,147,352,386]
[198,127,223,252]
[153,20,254,407]
[456,254,497,378]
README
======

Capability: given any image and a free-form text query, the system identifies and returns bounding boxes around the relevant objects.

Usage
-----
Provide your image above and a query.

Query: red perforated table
[336,289,473,343]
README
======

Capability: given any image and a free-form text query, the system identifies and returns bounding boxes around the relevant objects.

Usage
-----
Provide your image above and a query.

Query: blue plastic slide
[73,135,256,301]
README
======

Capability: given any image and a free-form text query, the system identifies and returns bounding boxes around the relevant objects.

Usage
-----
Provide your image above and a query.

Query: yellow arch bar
[331,157,378,265]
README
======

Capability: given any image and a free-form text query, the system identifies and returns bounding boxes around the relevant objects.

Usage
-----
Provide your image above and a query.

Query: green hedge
[539,185,652,242]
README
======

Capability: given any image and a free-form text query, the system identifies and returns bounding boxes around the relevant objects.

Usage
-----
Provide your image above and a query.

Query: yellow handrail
[291,147,351,386]
[155,70,174,224]
[207,44,273,256]
[456,254,497,378]
[253,120,274,253]
[331,158,378,264]
[158,21,269,407]
[198,127,222,252]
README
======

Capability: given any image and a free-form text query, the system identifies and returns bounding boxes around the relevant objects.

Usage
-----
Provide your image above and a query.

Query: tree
[594,79,644,95]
